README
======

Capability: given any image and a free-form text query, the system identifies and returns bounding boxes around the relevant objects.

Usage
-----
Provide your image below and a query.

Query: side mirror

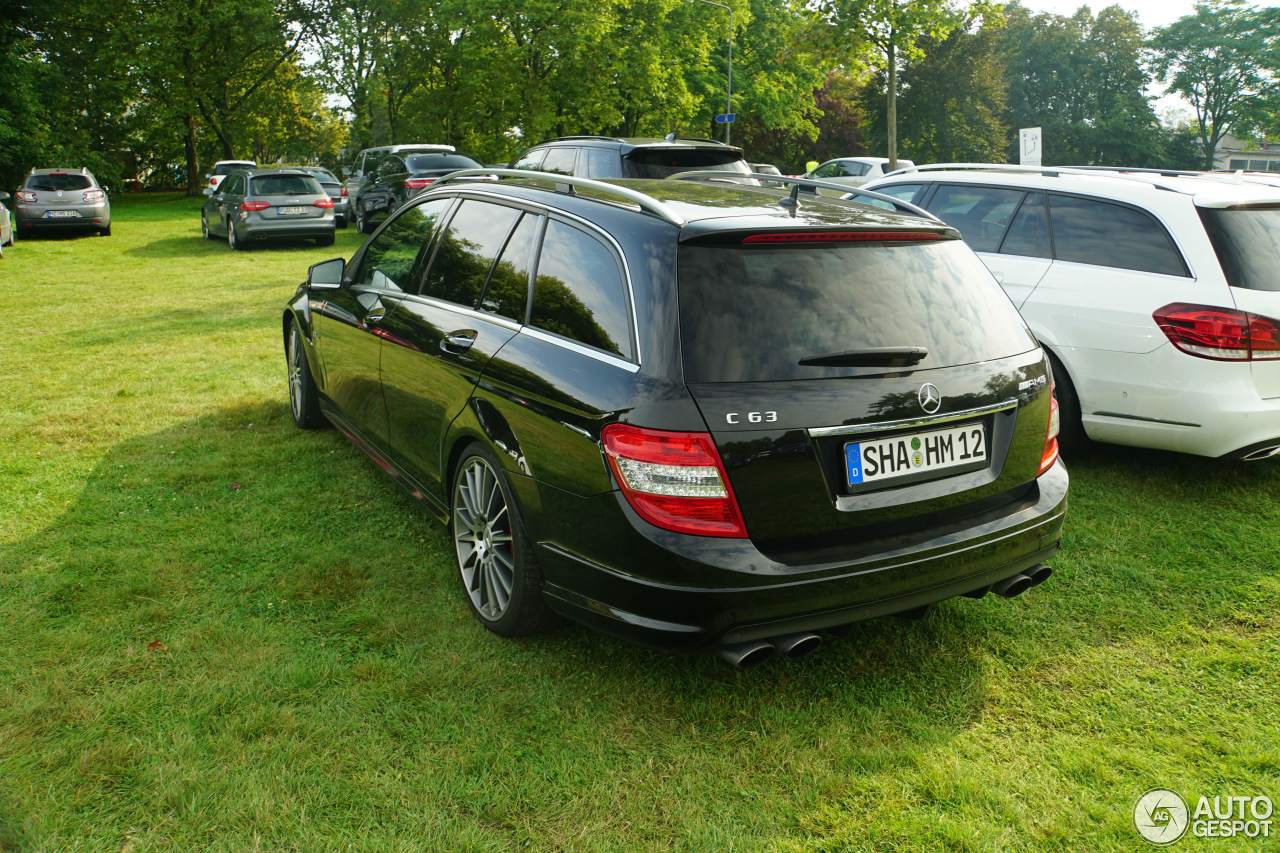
[202,187,214,196]
[308,257,345,290]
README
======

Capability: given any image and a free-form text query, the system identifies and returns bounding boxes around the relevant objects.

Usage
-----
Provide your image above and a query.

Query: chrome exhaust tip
[718,640,776,669]
[1243,445,1280,461]
[773,632,822,659]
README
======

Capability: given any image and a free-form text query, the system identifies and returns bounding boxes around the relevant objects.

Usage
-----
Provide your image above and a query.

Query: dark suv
[511,136,754,181]
[283,169,1067,666]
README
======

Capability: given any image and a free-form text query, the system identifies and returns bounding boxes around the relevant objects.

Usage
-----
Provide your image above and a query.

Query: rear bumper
[530,462,1069,649]
[16,205,110,229]
[240,219,334,240]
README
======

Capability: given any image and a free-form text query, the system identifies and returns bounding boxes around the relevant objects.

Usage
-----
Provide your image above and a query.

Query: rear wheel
[228,220,244,251]
[98,224,111,237]
[286,323,325,429]
[335,215,348,230]
[356,205,374,234]
[1047,350,1086,454]
[451,446,556,637]
[316,233,335,247]
[201,213,215,240]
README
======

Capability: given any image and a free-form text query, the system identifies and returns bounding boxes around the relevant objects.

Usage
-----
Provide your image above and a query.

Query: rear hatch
[403,153,483,189]
[249,174,328,220]
[1198,204,1280,398]
[26,173,92,214]
[678,229,1053,559]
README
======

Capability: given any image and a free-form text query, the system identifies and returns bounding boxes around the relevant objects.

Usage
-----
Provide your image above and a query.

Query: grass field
[1,194,1277,851]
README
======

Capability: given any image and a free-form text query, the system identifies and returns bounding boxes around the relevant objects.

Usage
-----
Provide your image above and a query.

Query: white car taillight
[1039,382,1060,476]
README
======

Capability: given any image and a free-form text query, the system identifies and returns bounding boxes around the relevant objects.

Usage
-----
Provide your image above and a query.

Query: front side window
[1048,194,1188,276]
[926,185,1025,253]
[352,198,453,291]
[420,200,522,307]
[530,220,632,359]
[478,213,541,321]
[999,192,1052,259]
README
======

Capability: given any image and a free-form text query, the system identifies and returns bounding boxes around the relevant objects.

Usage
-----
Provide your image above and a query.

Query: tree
[1151,0,1280,168]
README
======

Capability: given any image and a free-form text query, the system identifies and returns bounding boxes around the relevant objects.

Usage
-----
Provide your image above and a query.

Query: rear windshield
[624,149,752,179]
[678,239,1036,382]
[26,174,91,191]
[305,169,338,183]
[1199,205,1280,291]
[405,153,480,172]
[250,174,322,196]
[214,163,255,175]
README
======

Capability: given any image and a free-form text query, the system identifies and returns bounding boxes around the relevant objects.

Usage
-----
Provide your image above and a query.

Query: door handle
[440,330,477,353]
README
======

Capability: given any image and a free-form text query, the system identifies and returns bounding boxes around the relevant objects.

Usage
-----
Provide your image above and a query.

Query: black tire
[228,219,245,251]
[316,233,335,247]
[99,224,111,237]
[451,443,557,637]
[1046,350,1086,454]
[335,215,348,230]
[356,205,375,234]
[286,322,326,429]
[201,213,216,240]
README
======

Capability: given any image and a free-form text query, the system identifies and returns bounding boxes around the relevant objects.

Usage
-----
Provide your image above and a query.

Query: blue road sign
[714,113,737,124]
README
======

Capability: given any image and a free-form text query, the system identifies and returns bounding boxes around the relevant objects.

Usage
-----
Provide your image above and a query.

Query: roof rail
[545,135,624,144]
[430,168,686,226]
[880,162,1204,193]
[666,171,943,222]
[1060,165,1205,178]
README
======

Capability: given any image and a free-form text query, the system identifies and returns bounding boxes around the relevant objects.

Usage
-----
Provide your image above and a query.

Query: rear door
[677,233,1050,556]
[378,198,532,496]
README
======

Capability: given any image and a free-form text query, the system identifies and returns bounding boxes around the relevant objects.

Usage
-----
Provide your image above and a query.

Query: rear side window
[513,148,546,170]
[581,148,623,178]
[530,220,632,359]
[678,239,1035,382]
[479,213,541,321]
[251,175,321,196]
[1048,194,1188,276]
[352,198,452,291]
[421,200,521,307]
[541,147,578,175]
[875,184,925,204]
[26,174,92,191]
[1000,192,1052,259]
[927,185,1024,253]
[623,149,751,179]
[1199,206,1280,291]
[222,175,244,195]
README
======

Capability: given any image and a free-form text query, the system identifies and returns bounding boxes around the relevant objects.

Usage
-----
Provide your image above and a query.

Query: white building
[1214,133,1280,172]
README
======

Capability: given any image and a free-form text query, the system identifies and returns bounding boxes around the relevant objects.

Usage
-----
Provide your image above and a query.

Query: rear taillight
[209,177,218,186]
[1038,382,1060,476]
[313,197,334,209]
[601,424,747,538]
[339,186,348,198]
[404,177,435,190]
[82,189,105,202]
[1154,303,1280,361]
[240,200,270,212]
[15,191,36,203]
[742,231,944,244]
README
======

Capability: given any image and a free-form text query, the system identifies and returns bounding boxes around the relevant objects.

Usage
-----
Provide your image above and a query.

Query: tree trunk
[887,38,898,171]
[184,114,200,196]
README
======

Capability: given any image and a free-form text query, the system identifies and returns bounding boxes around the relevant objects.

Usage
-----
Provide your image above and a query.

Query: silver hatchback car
[201,169,335,250]
[13,168,112,236]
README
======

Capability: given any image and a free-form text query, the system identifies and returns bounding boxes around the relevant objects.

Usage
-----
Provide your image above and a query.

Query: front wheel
[286,323,325,429]
[451,446,557,637]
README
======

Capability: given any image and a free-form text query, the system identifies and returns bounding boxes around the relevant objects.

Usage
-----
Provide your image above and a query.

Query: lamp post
[692,0,733,145]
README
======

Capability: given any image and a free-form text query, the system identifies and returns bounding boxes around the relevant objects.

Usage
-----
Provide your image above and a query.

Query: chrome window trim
[519,326,641,373]
[807,398,1020,438]
[391,290,524,333]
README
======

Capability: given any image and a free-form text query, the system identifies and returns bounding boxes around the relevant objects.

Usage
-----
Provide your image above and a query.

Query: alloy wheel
[453,456,515,621]
[201,214,208,238]
[287,327,304,422]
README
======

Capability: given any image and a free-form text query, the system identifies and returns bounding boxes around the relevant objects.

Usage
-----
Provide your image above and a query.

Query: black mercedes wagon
[283,169,1068,666]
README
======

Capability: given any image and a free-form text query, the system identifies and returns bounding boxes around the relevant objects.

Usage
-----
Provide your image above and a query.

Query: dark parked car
[295,166,350,228]
[13,168,111,236]
[352,150,482,233]
[202,169,334,250]
[344,144,458,213]
[282,170,1066,665]
[511,135,755,181]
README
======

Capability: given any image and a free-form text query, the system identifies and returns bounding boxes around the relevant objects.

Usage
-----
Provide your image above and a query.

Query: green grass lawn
[1,195,1277,851]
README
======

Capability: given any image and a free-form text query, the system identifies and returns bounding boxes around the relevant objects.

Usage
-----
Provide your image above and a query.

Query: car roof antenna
[778,183,801,216]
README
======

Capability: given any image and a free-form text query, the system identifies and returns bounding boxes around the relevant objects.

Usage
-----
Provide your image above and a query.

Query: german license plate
[845,422,986,486]
[45,210,79,218]
[278,206,307,215]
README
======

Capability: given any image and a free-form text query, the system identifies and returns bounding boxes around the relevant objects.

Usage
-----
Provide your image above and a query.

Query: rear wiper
[798,346,928,367]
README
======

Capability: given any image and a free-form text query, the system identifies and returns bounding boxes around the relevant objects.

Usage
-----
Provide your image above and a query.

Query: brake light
[209,176,218,186]
[1038,381,1060,476]
[404,177,435,190]
[340,186,348,198]
[1153,303,1280,361]
[240,200,270,212]
[601,424,747,538]
[15,191,36,203]
[742,231,944,244]
[82,189,105,202]
[313,197,334,209]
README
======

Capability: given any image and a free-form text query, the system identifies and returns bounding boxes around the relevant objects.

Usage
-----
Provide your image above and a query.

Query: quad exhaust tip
[718,632,823,668]
[992,564,1053,598]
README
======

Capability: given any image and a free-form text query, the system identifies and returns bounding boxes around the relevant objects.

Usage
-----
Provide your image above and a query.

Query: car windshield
[251,174,322,196]
[214,163,255,175]
[26,174,92,191]
[404,154,480,172]
[1199,205,1280,292]
[678,238,1035,382]
[624,149,752,179]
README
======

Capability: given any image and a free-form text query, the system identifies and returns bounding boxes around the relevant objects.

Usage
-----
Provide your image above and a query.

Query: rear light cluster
[601,424,747,538]
[742,231,943,244]
[1154,303,1280,361]
[313,198,334,209]
[15,191,36,203]
[240,200,270,212]
[1039,381,1060,476]
[339,186,349,198]
[404,177,436,190]
[82,189,105,202]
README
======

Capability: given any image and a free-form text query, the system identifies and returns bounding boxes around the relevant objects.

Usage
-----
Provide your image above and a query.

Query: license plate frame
[45,209,80,219]
[845,421,989,489]
[278,206,308,216]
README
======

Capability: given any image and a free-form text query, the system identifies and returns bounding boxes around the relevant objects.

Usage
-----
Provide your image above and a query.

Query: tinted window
[875,183,925,204]
[581,148,623,178]
[541,147,578,175]
[374,157,405,178]
[26,174,92,191]
[623,149,751,179]
[353,198,452,292]
[478,213,540,321]
[1199,206,1280,291]
[404,153,481,172]
[1000,192,1051,259]
[251,175,322,196]
[841,161,871,177]
[513,148,546,170]
[530,220,631,359]
[421,200,521,307]
[927,185,1024,253]
[1049,194,1188,276]
[306,169,338,183]
[812,162,841,178]
[678,239,1034,382]
[213,163,254,176]
[221,175,244,195]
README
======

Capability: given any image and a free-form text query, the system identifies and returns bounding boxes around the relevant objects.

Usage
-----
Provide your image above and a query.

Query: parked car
[352,150,482,233]
[865,164,1280,460]
[344,144,458,212]
[201,168,334,250]
[751,163,783,176]
[13,168,111,236]
[511,135,755,181]
[294,166,350,228]
[282,169,1066,664]
[805,157,916,196]
[0,192,13,255]
[205,160,257,193]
